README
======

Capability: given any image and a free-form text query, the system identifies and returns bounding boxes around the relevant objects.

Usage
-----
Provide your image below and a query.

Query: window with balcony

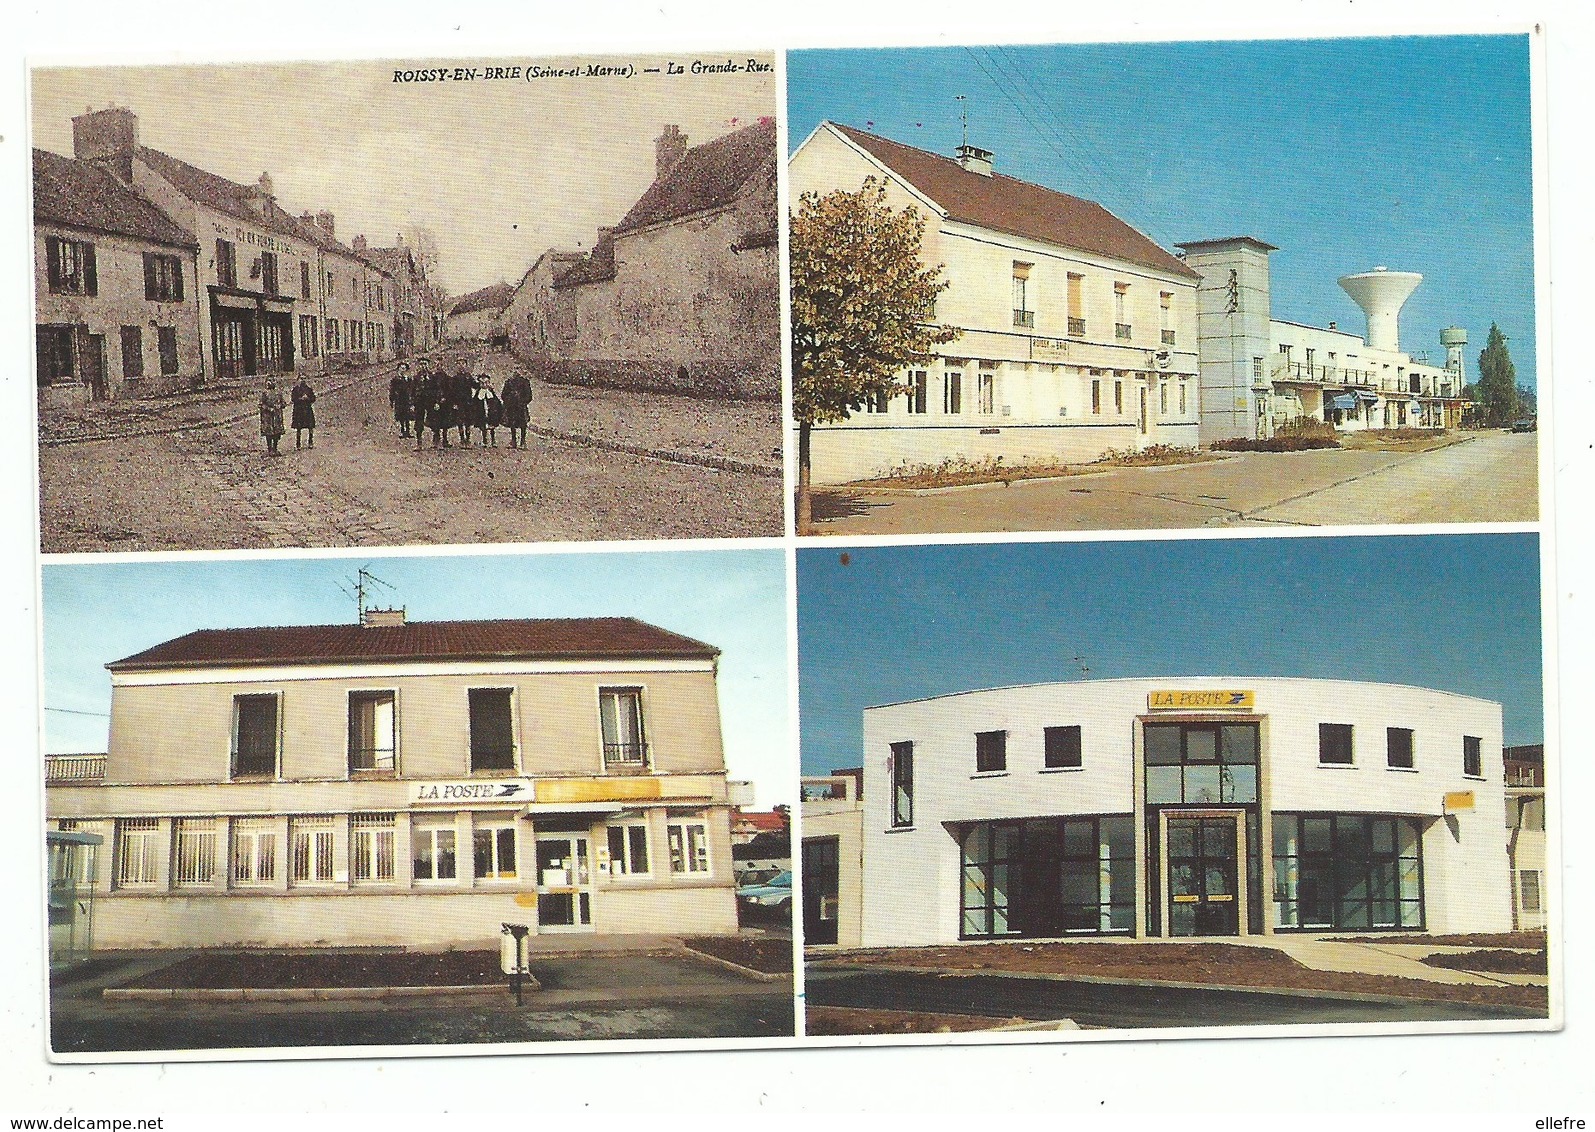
[599,686,648,768]
[348,691,397,773]
[47,237,98,295]
[231,693,280,778]
[1160,291,1175,345]
[468,688,517,771]
[1066,273,1085,336]
[1012,263,1033,327]
[1114,282,1131,339]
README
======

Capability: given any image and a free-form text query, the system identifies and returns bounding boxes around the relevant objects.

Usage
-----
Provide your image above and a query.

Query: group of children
[388,360,535,450]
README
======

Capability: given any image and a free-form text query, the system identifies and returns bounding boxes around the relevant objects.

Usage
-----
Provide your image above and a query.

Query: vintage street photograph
[787,37,1539,535]
[797,533,1551,1037]
[42,548,795,1055]
[32,53,781,552]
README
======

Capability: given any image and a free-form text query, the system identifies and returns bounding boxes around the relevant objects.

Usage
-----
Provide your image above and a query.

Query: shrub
[1209,416,1342,452]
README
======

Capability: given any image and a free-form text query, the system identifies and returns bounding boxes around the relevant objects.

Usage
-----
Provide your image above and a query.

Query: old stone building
[33,146,203,402]
[444,282,515,344]
[515,119,778,400]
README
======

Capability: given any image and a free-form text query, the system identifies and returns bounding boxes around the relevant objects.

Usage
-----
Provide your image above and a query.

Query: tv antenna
[337,566,397,622]
[1073,654,1092,678]
[955,94,968,148]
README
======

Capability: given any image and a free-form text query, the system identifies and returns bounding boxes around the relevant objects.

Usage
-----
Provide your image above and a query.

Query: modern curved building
[858,677,1509,946]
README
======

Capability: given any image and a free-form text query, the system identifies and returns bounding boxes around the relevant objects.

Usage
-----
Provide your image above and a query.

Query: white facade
[859,677,1511,947]
[791,123,1204,485]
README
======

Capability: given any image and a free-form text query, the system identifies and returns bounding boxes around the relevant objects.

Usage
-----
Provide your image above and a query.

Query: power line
[45,706,110,717]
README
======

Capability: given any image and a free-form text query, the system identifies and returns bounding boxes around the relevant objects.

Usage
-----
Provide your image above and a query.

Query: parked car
[735,870,792,918]
[1510,417,1538,433]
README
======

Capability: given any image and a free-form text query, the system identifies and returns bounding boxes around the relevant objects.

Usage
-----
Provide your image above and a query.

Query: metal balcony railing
[1115,323,1132,340]
[1161,329,1176,346]
[603,741,649,766]
[1067,317,1086,337]
[1013,309,1035,328]
[45,754,106,782]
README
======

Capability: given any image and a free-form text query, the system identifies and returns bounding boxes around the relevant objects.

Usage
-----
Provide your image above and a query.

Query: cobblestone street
[39,353,784,552]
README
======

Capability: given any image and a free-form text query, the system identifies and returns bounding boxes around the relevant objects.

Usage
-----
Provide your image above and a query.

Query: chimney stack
[956,143,994,177]
[655,124,688,181]
[316,210,335,239]
[361,607,406,628]
[72,105,139,183]
[257,171,274,199]
[353,234,368,253]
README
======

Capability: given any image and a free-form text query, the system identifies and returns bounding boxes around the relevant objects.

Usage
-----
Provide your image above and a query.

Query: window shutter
[173,257,185,303]
[83,243,98,296]
[143,253,157,299]
[45,237,62,291]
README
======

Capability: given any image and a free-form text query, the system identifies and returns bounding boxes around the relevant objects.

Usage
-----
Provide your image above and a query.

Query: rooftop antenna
[1073,655,1092,679]
[955,94,968,149]
[336,566,397,623]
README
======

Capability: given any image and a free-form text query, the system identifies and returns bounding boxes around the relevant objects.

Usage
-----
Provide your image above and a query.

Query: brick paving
[39,351,784,551]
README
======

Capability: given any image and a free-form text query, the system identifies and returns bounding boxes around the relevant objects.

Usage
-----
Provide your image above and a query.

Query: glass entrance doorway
[1165,815,1241,937]
[535,835,593,931]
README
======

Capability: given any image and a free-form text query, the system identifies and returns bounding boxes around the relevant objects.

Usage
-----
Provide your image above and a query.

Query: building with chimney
[528,118,779,400]
[789,121,1204,485]
[58,105,395,385]
[1177,238,1470,440]
[43,612,742,947]
[33,145,203,402]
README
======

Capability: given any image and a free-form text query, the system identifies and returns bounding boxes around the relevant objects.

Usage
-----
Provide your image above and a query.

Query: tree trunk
[796,420,813,535]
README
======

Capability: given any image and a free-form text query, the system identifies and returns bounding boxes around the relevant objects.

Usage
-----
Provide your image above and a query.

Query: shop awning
[1354,389,1380,402]
[1330,394,1357,410]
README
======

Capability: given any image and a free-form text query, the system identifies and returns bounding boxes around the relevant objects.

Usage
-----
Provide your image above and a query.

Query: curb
[677,944,789,984]
[104,979,534,1002]
[524,422,781,478]
[804,963,1547,1016]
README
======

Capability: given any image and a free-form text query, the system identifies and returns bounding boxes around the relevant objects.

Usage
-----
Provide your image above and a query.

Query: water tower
[1440,326,1468,381]
[1338,267,1423,352]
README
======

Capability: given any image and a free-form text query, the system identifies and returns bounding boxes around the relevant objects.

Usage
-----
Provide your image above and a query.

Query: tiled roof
[552,233,616,289]
[828,123,1199,280]
[33,148,195,250]
[615,118,775,234]
[109,617,719,671]
[448,282,515,317]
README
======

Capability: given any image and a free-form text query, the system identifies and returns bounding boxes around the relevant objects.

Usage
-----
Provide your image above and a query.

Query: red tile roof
[616,118,776,235]
[109,617,719,671]
[448,282,515,317]
[828,123,1199,280]
[33,148,196,250]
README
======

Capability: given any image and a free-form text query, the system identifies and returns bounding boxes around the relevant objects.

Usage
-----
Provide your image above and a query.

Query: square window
[1319,723,1354,765]
[975,730,1006,773]
[1387,727,1414,769]
[607,824,651,875]
[1044,725,1082,769]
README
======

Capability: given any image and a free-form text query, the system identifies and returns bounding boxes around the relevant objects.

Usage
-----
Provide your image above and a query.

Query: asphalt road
[39,362,782,552]
[50,953,794,1053]
[803,968,1542,1030]
[811,431,1539,536]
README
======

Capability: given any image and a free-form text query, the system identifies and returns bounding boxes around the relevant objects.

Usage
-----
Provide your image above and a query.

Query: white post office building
[858,678,1511,946]
[45,613,741,948]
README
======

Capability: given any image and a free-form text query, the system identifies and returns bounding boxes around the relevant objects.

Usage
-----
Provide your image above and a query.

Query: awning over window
[1330,394,1357,410]
[1355,389,1380,402]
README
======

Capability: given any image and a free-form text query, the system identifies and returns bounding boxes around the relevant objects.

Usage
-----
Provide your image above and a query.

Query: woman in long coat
[259,379,286,456]
[290,378,317,449]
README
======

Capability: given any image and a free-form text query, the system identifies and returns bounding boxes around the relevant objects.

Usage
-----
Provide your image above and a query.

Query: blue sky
[797,533,1543,773]
[41,548,793,807]
[789,36,1536,390]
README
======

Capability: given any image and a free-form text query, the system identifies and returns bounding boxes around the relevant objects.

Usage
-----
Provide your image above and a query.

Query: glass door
[1166,815,1240,937]
[535,835,593,931]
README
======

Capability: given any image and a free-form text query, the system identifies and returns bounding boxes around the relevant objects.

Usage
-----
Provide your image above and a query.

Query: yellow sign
[1443,791,1475,813]
[1148,690,1255,711]
[514,893,539,908]
[535,777,664,805]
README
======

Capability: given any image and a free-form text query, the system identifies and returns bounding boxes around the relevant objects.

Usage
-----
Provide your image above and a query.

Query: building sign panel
[409,779,533,805]
[1148,690,1255,711]
[1030,337,1070,362]
[536,777,664,805]
[1443,790,1476,812]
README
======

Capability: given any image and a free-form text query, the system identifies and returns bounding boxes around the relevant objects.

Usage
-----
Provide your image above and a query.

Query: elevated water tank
[1339,267,1422,352]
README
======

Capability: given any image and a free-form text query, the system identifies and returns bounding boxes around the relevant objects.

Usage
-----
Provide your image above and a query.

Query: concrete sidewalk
[1222,935,1545,988]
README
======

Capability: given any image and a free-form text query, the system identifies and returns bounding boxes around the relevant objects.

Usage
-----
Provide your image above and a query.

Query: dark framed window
[142,252,183,301]
[299,315,319,359]
[215,239,237,289]
[232,693,279,778]
[975,730,1007,773]
[45,236,97,296]
[1463,735,1483,778]
[1319,723,1354,766]
[1044,725,1082,769]
[890,741,914,828]
[1273,813,1424,931]
[1144,722,1259,805]
[119,325,144,380]
[960,815,1134,938]
[1386,727,1414,769]
[156,326,179,375]
[36,325,76,385]
[301,259,312,299]
[468,688,516,771]
[599,687,648,767]
[606,824,650,875]
[348,690,397,772]
[260,252,279,297]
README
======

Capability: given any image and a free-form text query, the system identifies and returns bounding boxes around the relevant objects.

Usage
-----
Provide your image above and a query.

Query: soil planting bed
[1420,949,1549,975]
[1325,932,1546,948]
[814,941,1546,1011]
[121,950,503,990]
[685,936,793,975]
[807,1006,1022,1036]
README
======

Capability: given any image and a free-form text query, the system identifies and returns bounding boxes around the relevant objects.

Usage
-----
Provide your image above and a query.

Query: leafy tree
[1475,323,1521,427]
[789,179,957,529]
